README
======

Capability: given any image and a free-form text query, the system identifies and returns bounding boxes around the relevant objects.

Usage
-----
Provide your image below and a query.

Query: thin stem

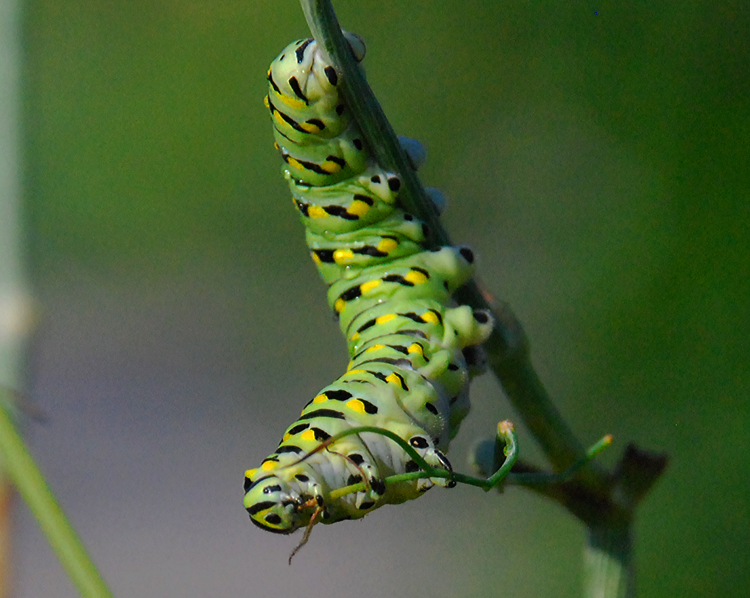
[327,422,518,500]
[509,435,612,487]
[0,397,114,598]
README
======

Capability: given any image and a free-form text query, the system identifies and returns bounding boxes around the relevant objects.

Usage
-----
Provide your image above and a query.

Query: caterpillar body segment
[307,223,426,285]
[328,246,477,332]
[245,35,493,536]
[268,35,369,186]
[289,163,403,237]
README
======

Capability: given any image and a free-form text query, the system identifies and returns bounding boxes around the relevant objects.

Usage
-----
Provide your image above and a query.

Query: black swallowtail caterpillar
[243,34,496,538]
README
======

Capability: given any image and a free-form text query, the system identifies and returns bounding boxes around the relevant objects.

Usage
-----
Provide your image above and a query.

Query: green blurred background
[18,1,749,596]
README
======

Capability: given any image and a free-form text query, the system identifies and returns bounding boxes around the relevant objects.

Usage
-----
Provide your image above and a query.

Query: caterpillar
[243,34,494,537]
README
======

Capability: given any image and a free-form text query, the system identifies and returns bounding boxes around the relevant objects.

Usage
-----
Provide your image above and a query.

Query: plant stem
[299,0,595,479]
[585,524,634,598]
[296,4,668,598]
[0,396,114,598]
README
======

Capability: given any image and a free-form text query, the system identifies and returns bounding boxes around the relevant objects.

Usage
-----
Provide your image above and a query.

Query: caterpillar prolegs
[243,35,495,536]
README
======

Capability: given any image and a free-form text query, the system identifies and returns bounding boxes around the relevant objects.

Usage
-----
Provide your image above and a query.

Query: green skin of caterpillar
[244,37,493,535]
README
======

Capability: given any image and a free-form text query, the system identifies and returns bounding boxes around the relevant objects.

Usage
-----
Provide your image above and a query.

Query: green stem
[509,435,612,487]
[296,6,667,598]
[585,524,634,598]
[326,421,517,500]
[0,397,114,598]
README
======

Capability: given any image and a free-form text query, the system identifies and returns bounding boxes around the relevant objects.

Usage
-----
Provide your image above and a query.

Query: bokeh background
[17,1,749,596]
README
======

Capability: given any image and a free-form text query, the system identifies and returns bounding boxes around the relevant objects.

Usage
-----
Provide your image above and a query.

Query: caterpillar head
[270,33,366,107]
[243,474,307,534]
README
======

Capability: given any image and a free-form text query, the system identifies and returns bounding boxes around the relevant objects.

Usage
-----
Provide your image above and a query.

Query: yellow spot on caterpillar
[346,369,366,375]
[282,433,291,442]
[299,121,321,134]
[348,200,369,217]
[404,270,428,285]
[273,111,287,127]
[273,141,280,151]
[365,343,385,353]
[376,313,397,325]
[286,157,304,171]
[421,311,440,324]
[360,280,381,294]
[407,343,423,356]
[385,373,404,388]
[321,161,343,174]
[334,298,346,313]
[263,95,270,108]
[333,248,354,264]
[261,461,277,471]
[276,94,307,111]
[311,252,321,266]
[301,429,317,442]
[245,468,258,479]
[308,205,327,219]
[377,238,398,253]
[349,332,361,341]
[346,399,366,414]
[313,394,328,404]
